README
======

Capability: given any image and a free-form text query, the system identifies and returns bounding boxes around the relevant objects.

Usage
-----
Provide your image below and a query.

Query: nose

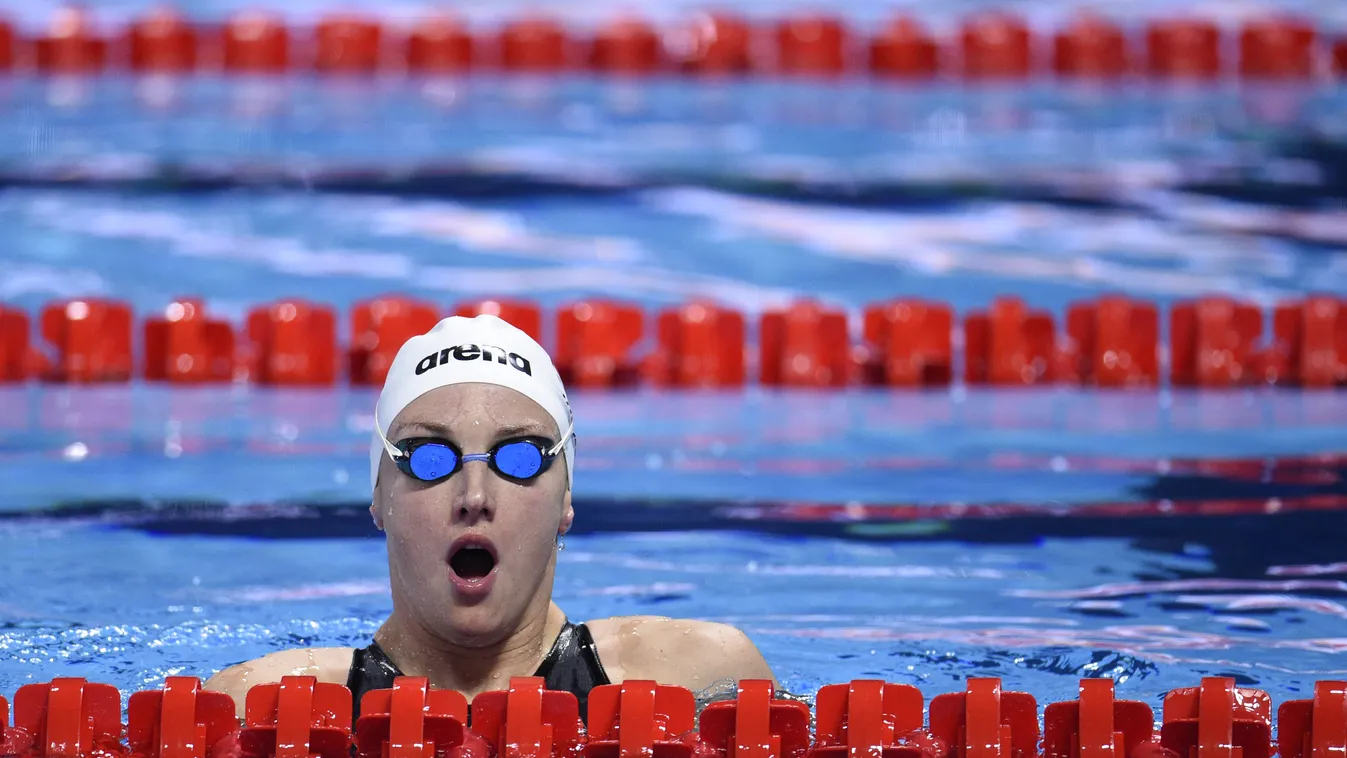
[452,455,495,524]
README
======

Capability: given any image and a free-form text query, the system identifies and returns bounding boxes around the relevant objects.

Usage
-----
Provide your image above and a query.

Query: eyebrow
[393,421,554,440]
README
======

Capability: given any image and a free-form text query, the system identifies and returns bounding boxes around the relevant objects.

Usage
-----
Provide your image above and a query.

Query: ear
[369,497,385,531]
[559,487,573,535]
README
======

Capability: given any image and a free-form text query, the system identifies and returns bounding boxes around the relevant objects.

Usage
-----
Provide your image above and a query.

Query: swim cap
[369,314,575,494]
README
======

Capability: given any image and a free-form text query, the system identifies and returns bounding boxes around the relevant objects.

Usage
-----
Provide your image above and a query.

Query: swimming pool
[1,70,1346,721]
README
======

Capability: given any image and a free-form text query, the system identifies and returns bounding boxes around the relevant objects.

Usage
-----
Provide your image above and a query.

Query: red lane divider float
[810,679,926,758]
[0,305,34,383]
[2,676,1347,758]
[470,676,583,758]
[1279,681,1347,758]
[861,299,953,387]
[586,680,696,758]
[40,298,133,383]
[143,298,235,384]
[406,14,474,74]
[555,299,645,389]
[1053,13,1129,79]
[2,294,1346,389]
[223,11,289,73]
[1043,680,1155,758]
[962,11,1032,80]
[591,17,664,75]
[244,299,339,386]
[127,8,197,73]
[239,676,351,758]
[349,295,439,386]
[1062,295,1159,388]
[354,676,475,758]
[126,676,237,758]
[869,16,939,80]
[1159,676,1273,758]
[760,300,850,388]
[647,300,746,389]
[0,6,1344,80]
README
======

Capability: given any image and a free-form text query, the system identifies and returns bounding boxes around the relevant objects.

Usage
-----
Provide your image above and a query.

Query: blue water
[2,75,1347,721]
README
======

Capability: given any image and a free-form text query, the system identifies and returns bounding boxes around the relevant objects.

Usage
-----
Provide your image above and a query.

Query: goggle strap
[547,420,575,457]
[376,407,572,461]
[373,406,403,461]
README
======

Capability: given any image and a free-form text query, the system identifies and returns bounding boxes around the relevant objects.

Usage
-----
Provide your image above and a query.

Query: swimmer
[205,314,776,721]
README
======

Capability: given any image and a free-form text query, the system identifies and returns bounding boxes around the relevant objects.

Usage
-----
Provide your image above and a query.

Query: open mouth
[449,544,497,581]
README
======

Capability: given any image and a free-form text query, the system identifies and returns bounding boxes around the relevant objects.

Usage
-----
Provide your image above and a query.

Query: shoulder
[203,647,355,717]
[584,616,776,693]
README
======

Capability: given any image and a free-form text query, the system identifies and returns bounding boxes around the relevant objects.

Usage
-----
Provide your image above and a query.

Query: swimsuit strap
[346,619,611,725]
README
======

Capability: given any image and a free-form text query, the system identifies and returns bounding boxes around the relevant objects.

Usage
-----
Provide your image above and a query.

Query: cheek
[384,495,447,552]
[500,490,565,543]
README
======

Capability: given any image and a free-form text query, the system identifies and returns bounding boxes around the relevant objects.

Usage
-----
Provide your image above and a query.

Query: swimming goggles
[375,410,573,483]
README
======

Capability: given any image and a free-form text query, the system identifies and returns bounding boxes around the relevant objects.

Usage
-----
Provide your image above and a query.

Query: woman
[205,314,777,720]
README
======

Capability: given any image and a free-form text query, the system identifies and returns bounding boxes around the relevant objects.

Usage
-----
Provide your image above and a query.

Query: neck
[373,598,566,698]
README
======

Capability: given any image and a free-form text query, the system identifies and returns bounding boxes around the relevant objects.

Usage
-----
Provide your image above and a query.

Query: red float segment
[861,299,953,386]
[1240,16,1316,79]
[760,301,850,388]
[40,298,134,383]
[1278,681,1347,758]
[127,8,198,72]
[354,677,469,758]
[498,15,572,72]
[699,680,811,758]
[554,300,644,389]
[869,16,939,78]
[454,299,543,344]
[961,11,1032,79]
[774,14,849,76]
[35,6,108,73]
[1268,296,1347,388]
[672,13,754,75]
[0,19,13,70]
[127,677,238,758]
[240,676,352,758]
[1169,296,1263,388]
[586,680,697,758]
[349,296,440,386]
[0,694,20,757]
[470,677,584,758]
[811,680,926,758]
[929,678,1039,758]
[0,306,31,382]
[964,297,1055,386]
[244,299,338,386]
[1146,18,1222,79]
[1159,677,1273,758]
[223,12,289,73]
[12,678,126,758]
[1063,296,1159,388]
[315,14,383,73]
[590,17,664,74]
[1043,679,1154,758]
[645,301,746,388]
[1053,13,1129,77]
[407,15,474,73]
[1335,41,1347,77]
[143,298,235,384]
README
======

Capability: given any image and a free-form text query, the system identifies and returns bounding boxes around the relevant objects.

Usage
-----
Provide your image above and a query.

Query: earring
[558,536,566,551]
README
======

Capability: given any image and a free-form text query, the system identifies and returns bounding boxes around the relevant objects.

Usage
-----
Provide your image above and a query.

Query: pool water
[1,75,1346,718]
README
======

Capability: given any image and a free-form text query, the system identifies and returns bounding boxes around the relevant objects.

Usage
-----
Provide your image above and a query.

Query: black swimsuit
[345,620,611,725]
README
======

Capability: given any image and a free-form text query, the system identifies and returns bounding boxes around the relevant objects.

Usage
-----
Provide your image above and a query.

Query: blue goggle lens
[409,444,457,481]
[398,439,552,482]
[494,441,545,478]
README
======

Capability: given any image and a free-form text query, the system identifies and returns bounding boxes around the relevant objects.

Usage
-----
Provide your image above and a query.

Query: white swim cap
[369,314,575,494]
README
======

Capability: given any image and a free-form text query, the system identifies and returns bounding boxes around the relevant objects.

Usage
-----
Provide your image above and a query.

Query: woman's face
[371,382,572,645]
